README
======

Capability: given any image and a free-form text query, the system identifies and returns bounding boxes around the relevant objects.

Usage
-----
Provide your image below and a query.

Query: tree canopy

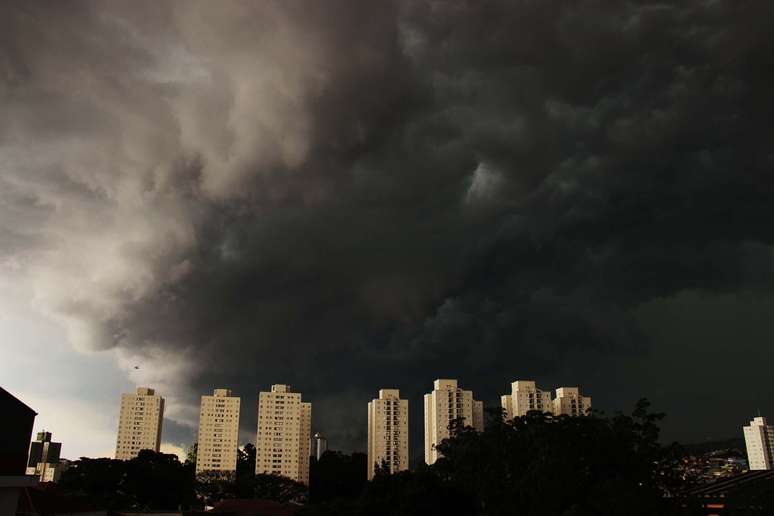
[59,450,196,511]
[301,400,697,516]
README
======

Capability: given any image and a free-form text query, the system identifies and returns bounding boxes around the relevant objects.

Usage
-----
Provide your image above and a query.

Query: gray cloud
[2,0,774,455]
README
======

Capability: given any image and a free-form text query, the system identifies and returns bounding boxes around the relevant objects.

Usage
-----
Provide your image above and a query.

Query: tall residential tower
[501,380,552,420]
[553,387,592,417]
[423,379,483,465]
[255,385,312,484]
[744,416,774,470]
[115,387,164,460]
[196,389,241,474]
[367,389,408,479]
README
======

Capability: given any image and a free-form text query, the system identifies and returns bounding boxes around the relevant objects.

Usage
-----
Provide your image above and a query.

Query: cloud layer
[3,0,774,453]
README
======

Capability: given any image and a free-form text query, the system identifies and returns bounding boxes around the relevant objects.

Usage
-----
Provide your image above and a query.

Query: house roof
[17,484,98,515]
[210,499,300,516]
[0,387,37,415]
[689,470,774,497]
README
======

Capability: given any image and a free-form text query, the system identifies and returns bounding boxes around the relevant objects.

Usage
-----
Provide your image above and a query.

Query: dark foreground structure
[0,387,38,516]
[689,470,774,515]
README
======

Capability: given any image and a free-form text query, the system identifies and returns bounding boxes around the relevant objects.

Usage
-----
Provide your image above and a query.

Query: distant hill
[681,437,746,456]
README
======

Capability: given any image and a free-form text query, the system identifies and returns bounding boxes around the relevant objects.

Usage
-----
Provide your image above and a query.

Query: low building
[27,432,65,482]
[0,387,39,516]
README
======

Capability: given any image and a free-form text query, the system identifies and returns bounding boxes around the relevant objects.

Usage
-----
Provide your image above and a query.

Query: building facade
[26,431,63,481]
[0,388,38,516]
[196,389,241,475]
[255,385,312,485]
[423,379,484,465]
[115,387,164,460]
[744,416,774,470]
[367,389,408,479]
[553,387,592,417]
[501,380,552,420]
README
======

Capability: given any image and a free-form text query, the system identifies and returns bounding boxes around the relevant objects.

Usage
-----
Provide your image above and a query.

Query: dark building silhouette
[0,387,38,516]
[0,387,37,475]
[27,432,62,471]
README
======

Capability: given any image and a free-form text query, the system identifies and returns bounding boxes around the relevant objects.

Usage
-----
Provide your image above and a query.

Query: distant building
[311,433,328,461]
[115,387,165,460]
[26,431,64,482]
[255,385,312,485]
[0,387,39,515]
[196,389,241,475]
[743,416,774,470]
[367,389,408,479]
[501,380,552,419]
[423,379,484,465]
[553,387,592,417]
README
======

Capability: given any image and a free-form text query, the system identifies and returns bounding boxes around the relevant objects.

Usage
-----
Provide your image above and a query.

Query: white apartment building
[115,387,164,460]
[743,416,774,470]
[553,387,592,417]
[255,385,312,485]
[501,380,552,419]
[196,389,241,474]
[367,389,409,479]
[423,379,484,465]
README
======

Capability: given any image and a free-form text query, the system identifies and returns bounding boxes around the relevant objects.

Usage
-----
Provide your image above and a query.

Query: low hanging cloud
[2,0,774,452]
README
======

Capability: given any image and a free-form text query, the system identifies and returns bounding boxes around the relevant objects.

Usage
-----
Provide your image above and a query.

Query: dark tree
[185,443,197,468]
[251,473,307,503]
[195,470,238,506]
[309,451,367,504]
[302,400,699,516]
[59,450,196,511]
[431,400,689,515]
[236,443,256,483]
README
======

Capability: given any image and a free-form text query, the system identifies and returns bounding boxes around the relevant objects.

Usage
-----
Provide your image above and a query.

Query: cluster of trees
[58,442,305,510]
[300,400,699,516]
[59,400,713,514]
[58,450,197,510]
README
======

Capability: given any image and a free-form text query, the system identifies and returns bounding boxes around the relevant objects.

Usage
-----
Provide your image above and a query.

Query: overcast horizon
[2,0,774,461]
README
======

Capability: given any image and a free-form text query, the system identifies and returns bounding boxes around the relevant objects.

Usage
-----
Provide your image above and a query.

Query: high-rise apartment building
[553,387,591,417]
[115,387,164,460]
[423,379,484,465]
[255,385,312,485]
[26,431,62,481]
[367,389,409,479]
[196,389,241,475]
[743,416,774,470]
[501,380,552,420]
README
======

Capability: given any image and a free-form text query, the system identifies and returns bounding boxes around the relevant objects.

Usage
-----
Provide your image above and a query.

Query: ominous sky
[2,0,774,460]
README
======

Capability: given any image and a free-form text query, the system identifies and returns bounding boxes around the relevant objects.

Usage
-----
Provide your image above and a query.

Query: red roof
[210,499,300,516]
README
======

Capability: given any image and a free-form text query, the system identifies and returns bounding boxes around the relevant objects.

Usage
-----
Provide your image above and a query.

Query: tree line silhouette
[58,400,715,514]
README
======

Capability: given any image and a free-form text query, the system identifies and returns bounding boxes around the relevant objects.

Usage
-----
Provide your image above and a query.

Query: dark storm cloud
[2,0,774,453]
